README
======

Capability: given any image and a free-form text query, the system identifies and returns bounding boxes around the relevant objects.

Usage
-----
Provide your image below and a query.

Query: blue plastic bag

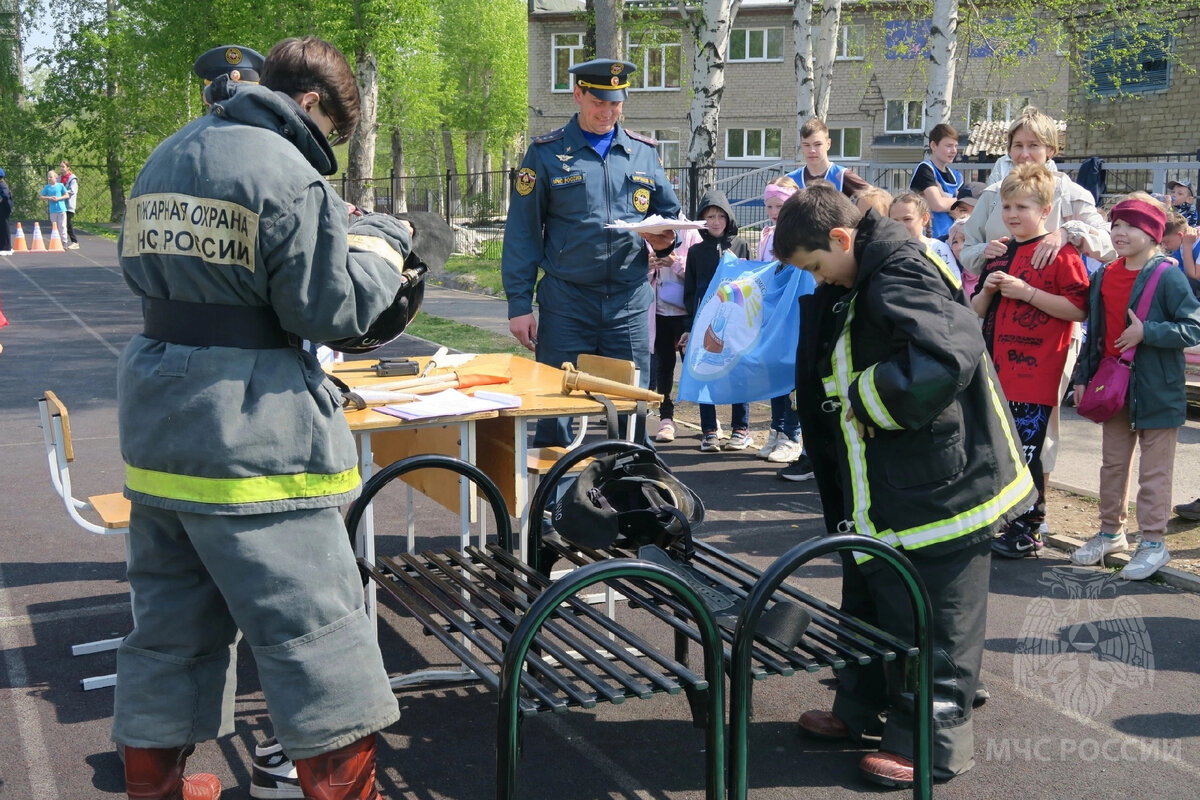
[677,254,815,404]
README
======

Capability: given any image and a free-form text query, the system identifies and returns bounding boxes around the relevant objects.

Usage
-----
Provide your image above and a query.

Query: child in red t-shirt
[971,164,1089,557]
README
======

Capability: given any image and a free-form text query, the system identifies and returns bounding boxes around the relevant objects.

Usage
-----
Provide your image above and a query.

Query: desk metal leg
[357,431,378,625]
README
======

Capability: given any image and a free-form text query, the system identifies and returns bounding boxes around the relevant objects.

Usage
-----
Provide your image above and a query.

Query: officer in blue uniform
[502,57,682,446]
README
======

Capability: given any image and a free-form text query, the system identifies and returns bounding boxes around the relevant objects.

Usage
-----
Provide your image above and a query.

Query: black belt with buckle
[142,297,298,349]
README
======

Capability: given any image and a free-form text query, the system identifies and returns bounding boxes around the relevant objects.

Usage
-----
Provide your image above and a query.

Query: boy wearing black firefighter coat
[774,184,1033,789]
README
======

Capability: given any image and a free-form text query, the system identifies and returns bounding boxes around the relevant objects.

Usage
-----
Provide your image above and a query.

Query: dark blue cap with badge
[569,58,637,101]
[193,45,265,84]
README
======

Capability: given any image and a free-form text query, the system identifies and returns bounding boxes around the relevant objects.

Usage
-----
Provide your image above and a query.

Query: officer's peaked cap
[569,58,637,101]
[193,45,265,83]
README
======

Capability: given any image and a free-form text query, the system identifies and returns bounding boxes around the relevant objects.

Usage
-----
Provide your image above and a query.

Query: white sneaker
[0,250,12,256]
[67,242,80,250]
[766,438,802,463]
[655,418,677,443]
[756,430,781,459]
[1120,540,1171,580]
[1071,532,1129,566]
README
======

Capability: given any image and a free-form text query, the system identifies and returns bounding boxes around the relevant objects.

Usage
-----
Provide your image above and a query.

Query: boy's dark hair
[774,183,862,258]
[799,117,829,140]
[261,36,360,143]
[929,123,958,144]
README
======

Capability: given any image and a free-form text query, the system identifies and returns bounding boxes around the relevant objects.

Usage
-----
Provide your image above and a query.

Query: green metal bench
[351,443,933,799]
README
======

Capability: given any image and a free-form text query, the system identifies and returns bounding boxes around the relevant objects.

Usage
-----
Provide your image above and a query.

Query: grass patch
[406,313,525,355]
[77,221,120,240]
[445,254,505,295]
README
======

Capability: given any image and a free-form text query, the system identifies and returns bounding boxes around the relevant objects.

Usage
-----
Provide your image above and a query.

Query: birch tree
[924,0,957,132]
[792,0,841,158]
[681,0,741,189]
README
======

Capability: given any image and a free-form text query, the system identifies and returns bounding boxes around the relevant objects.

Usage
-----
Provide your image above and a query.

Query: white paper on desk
[376,388,521,420]
[605,215,708,235]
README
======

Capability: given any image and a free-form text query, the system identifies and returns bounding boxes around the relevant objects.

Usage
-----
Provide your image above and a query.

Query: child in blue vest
[909,123,963,239]
[786,118,870,197]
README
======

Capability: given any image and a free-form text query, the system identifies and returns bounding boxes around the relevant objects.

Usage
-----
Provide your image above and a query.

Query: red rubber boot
[124,746,222,799]
[295,735,382,799]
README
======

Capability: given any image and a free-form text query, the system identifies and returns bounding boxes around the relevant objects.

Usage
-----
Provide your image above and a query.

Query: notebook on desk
[376,388,521,421]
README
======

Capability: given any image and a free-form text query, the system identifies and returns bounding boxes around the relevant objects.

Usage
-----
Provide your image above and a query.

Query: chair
[38,390,132,690]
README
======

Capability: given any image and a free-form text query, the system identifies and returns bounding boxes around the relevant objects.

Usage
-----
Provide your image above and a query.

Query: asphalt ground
[2,235,1200,799]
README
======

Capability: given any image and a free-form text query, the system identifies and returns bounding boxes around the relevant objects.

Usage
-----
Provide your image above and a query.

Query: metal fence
[864,152,1200,205]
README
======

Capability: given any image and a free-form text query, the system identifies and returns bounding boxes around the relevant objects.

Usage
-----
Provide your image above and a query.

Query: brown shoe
[124,746,221,799]
[797,709,851,740]
[859,751,914,789]
[296,734,382,799]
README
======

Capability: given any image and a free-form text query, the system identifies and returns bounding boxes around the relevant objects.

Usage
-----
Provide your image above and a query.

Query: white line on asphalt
[0,600,130,631]
[542,712,659,798]
[8,262,124,357]
[0,563,60,800]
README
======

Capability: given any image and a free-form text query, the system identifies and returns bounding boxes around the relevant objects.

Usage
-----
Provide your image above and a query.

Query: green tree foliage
[8,0,528,221]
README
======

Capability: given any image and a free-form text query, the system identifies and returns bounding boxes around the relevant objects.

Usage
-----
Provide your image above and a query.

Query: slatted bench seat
[350,446,934,800]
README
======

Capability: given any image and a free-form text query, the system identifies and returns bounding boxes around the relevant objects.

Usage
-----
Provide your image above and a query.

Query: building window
[829,127,862,160]
[552,33,585,92]
[655,129,681,170]
[836,24,866,60]
[730,27,784,62]
[726,128,782,160]
[1089,27,1173,97]
[966,97,1030,128]
[885,99,924,133]
[628,37,682,90]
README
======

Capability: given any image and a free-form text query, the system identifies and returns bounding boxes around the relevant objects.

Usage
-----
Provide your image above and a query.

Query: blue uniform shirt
[502,114,682,319]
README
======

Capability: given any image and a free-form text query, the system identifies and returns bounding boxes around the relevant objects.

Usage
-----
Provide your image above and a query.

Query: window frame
[551,32,585,93]
[884,99,925,134]
[628,35,683,91]
[1088,27,1173,98]
[965,97,1030,129]
[835,24,866,61]
[729,26,785,62]
[654,129,682,171]
[725,127,783,160]
[828,127,863,160]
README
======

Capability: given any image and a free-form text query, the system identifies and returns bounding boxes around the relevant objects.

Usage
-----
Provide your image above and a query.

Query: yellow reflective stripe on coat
[858,363,903,431]
[826,298,892,548]
[125,465,360,505]
[923,243,961,290]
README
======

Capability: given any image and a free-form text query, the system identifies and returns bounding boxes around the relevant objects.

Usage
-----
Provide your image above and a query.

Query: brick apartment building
[526,0,1197,185]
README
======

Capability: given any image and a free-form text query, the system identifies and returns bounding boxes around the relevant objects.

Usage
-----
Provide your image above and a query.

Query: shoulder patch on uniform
[533,128,566,145]
[625,128,659,146]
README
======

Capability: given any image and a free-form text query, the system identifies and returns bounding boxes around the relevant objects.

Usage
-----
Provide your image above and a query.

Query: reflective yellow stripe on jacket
[825,296,1033,562]
[125,464,360,505]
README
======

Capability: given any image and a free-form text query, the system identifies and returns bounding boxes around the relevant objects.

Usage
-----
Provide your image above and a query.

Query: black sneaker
[1173,497,1200,520]
[777,452,815,482]
[251,737,303,799]
[991,518,1043,559]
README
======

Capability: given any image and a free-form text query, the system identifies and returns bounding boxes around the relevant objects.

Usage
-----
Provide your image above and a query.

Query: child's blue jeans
[700,402,748,434]
[769,394,801,440]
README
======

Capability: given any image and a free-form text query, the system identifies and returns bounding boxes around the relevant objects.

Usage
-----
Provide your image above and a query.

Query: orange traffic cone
[12,222,28,252]
[30,222,47,252]
[48,222,65,252]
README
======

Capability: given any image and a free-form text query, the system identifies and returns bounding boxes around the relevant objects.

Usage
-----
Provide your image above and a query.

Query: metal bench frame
[352,443,933,800]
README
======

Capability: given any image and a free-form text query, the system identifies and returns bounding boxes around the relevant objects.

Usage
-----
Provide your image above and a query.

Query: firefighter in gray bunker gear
[114,37,404,800]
